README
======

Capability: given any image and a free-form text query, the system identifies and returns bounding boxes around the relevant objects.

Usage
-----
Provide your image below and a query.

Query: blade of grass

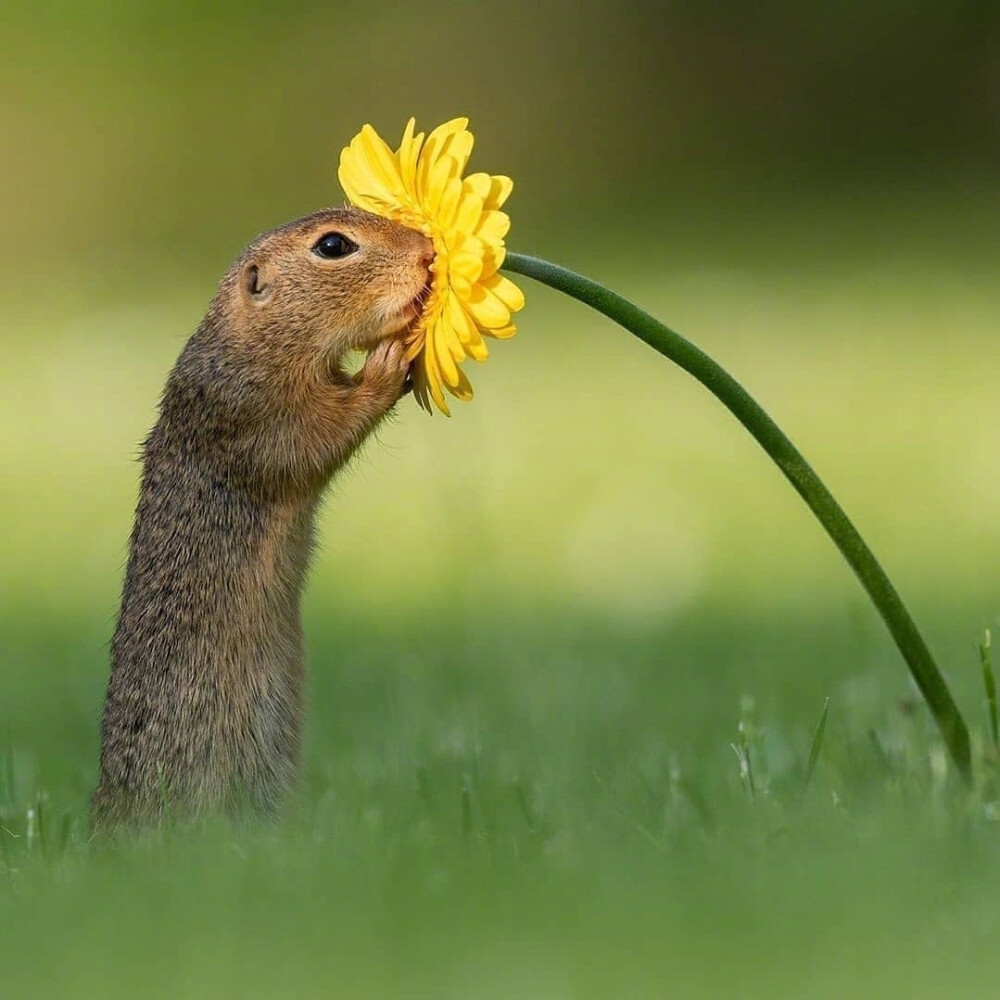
[981,629,996,749]
[592,772,666,851]
[35,794,47,862]
[25,805,37,854]
[868,730,894,779]
[803,698,830,793]
[731,723,756,800]
[56,811,72,859]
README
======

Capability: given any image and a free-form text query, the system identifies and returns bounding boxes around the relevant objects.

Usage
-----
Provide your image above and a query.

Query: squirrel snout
[415,234,435,268]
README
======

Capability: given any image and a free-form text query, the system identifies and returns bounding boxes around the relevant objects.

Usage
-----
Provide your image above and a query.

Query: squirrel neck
[116,372,325,682]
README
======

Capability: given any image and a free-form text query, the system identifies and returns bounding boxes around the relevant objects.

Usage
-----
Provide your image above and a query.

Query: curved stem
[502,251,972,783]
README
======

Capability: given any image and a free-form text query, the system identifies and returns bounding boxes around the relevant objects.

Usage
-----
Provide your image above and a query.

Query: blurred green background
[2,1,999,996]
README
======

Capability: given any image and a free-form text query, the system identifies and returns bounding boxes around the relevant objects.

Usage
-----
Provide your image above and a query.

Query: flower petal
[417,118,468,201]
[441,128,474,175]
[447,290,489,360]
[421,342,450,414]
[396,118,424,197]
[464,172,492,201]
[480,244,506,278]
[485,175,513,210]
[411,365,434,413]
[482,323,517,340]
[482,273,525,312]
[466,284,511,329]
[445,229,484,260]
[360,125,405,197]
[425,155,457,216]
[449,249,483,285]
[444,366,474,401]
[404,324,427,362]
[396,116,415,165]
[338,144,391,210]
[437,176,464,230]
[475,210,510,245]
[433,320,461,386]
[426,117,469,150]
[453,190,484,237]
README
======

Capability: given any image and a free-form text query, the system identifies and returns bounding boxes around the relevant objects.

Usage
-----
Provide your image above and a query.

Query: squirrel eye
[312,232,357,259]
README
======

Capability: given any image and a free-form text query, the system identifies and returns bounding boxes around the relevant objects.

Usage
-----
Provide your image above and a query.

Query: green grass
[3,604,1000,997]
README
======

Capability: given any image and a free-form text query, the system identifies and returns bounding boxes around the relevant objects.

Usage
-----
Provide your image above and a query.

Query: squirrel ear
[244,262,271,302]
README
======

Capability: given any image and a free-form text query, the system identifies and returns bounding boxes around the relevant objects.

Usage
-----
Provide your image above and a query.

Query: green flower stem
[502,251,972,783]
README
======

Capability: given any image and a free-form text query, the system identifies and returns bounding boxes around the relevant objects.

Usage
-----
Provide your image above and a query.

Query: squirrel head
[220,207,433,378]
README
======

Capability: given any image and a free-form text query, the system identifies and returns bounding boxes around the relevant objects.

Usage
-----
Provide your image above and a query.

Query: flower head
[338,118,524,414]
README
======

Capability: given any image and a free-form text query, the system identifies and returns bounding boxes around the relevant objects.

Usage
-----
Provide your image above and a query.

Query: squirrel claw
[359,337,409,404]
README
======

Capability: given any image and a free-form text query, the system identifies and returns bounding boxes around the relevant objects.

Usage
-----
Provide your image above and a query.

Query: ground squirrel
[91,207,432,831]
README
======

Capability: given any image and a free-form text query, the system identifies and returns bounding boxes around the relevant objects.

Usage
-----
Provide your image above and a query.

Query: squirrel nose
[417,236,435,267]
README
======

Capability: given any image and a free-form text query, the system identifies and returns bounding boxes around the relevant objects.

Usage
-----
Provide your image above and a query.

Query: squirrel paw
[358,337,409,407]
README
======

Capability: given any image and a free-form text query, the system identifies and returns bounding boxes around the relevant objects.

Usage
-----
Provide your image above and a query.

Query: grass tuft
[803,697,830,793]
[981,629,997,749]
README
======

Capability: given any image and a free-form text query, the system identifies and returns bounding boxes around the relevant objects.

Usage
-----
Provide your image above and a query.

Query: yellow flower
[338,117,525,414]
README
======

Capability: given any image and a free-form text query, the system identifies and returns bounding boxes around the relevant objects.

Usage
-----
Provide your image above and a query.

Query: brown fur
[91,208,432,832]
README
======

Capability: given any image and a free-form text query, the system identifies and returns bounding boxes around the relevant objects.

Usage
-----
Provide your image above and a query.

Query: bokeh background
[2,2,1000,996]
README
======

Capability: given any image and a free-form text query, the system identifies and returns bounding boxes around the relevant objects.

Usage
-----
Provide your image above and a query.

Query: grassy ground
[2,208,999,996]
[2,607,999,997]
